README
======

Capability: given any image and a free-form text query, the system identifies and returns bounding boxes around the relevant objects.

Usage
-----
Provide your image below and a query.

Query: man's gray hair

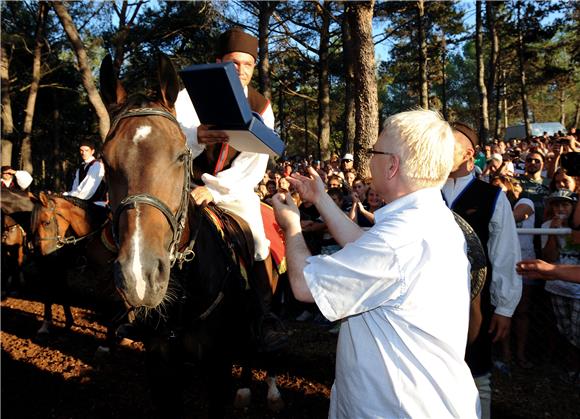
[381,109,455,189]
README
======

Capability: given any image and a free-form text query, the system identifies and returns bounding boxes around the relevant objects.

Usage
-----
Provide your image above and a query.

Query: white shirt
[174,87,274,205]
[442,173,522,317]
[64,157,106,205]
[514,198,536,260]
[305,188,480,419]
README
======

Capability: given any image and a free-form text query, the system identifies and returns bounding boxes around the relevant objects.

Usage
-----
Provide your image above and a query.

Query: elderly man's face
[218,51,255,87]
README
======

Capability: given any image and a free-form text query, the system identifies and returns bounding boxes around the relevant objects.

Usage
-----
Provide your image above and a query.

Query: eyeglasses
[367,148,395,157]
[525,158,542,164]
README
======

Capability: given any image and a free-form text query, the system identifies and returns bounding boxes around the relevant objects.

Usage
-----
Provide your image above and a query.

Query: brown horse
[30,192,121,342]
[100,54,283,417]
[1,189,35,297]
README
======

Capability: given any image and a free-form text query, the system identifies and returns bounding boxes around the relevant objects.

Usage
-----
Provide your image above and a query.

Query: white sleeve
[66,161,105,200]
[488,191,522,317]
[175,88,205,158]
[201,102,274,204]
[64,170,80,196]
[14,170,33,190]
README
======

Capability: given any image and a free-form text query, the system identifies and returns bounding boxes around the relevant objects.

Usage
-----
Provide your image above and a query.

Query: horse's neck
[63,203,94,237]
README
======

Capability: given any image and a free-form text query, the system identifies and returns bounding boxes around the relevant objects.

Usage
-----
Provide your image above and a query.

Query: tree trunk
[19,1,48,173]
[486,0,500,139]
[348,1,378,178]
[502,69,508,131]
[53,0,110,141]
[559,89,566,126]
[417,0,428,109]
[516,3,532,138]
[257,2,276,100]
[441,32,448,120]
[342,3,356,155]
[574,103,580,130]
[1,44,14,166]
[476,1,489,144]
[112,1,144,76]
[316,1,331,160]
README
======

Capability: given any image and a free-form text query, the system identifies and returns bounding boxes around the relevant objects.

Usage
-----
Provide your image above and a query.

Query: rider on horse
[175,28,288,352]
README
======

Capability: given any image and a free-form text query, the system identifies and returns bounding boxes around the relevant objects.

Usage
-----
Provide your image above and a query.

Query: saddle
[198,204,254,287]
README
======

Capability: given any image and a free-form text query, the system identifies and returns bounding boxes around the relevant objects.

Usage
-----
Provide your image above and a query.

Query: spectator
[549,167,578,193]
[516,259,580,283]
[273,109,480,418]
[540,189,580,385]
[339,153,354,178]
[349,186,382,229]
[444,121,521,419]
[343,168,357,189]
[63,139,107,206]
[326,174,343,190]
[1,166,33,192]
[519,149,550,256]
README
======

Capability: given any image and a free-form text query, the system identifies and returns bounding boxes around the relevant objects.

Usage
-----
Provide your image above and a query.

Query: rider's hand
[197,124,229,145]
[190,186,214,206]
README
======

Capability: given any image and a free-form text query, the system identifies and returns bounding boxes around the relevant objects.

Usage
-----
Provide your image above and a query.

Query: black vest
[78,159,107,203]
[192,86,270,181]
[447,178,500,376]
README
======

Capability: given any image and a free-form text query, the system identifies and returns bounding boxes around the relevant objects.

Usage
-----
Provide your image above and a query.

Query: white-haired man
[272,110,480,418]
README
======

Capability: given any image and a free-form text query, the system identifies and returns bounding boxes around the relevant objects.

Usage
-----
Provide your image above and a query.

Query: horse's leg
[206,354,232,419]
[233,359,252,409]
[266,373,284,412]
[37,302,52,335]
[146,335,184,419]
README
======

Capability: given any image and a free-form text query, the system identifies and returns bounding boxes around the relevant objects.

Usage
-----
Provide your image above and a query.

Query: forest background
[1,0,578,189]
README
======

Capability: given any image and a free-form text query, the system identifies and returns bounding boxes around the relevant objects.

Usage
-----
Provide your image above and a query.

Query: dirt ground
[1,268,579,419]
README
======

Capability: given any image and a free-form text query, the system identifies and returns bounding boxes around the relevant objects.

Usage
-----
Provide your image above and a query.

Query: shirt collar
[83,156,96,166]
[374,187,444,224]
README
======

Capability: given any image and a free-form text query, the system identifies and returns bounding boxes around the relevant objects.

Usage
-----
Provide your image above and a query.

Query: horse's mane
[53,194,92,212]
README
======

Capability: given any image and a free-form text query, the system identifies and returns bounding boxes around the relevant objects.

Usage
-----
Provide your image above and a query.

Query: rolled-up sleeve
[304,230,402,322]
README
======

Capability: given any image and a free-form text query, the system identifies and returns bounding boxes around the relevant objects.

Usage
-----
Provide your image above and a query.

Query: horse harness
[108,107,195,268]
[32,198,105,249]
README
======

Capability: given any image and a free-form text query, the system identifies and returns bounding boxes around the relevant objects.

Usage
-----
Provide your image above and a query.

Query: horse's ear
[156,53,180,109]
[38,191,50,207]
[100,54,127,108]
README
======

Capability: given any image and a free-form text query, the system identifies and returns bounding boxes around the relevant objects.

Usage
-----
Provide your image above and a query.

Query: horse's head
[31,192,80,255]
[100,54,189,308]
[1,213,24,247]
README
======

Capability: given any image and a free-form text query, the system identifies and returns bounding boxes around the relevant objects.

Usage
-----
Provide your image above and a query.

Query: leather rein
[33,198,103,249]
[108,107,195,268]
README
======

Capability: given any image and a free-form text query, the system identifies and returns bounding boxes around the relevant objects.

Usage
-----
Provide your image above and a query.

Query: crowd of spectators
[256,128,580,385]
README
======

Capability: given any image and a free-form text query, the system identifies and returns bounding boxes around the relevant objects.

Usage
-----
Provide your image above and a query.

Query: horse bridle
[33,198,102,249]
[109,107,194,267]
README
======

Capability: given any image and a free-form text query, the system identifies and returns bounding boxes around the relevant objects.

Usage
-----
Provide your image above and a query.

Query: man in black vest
[175,28,287,352]
[63,139,107,206]
[442,122,522,419]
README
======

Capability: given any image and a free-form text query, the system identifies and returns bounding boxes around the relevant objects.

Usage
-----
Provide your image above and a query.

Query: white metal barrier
[516,228,572,235]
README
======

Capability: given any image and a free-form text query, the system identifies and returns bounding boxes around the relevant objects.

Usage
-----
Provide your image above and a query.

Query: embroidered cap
[217,27,258,61]
[452,122,480,149]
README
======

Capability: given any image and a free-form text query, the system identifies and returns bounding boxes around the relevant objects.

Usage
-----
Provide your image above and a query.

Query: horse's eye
[43,220,51,227]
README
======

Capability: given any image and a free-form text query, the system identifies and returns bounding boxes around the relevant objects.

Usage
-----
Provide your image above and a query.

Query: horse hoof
[267,396,285,413]
[233,388,251,409]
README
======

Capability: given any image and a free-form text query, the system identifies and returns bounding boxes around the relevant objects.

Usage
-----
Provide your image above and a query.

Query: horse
[100,53,284,417]
[1,189,35,297]
[30,192,123,344]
